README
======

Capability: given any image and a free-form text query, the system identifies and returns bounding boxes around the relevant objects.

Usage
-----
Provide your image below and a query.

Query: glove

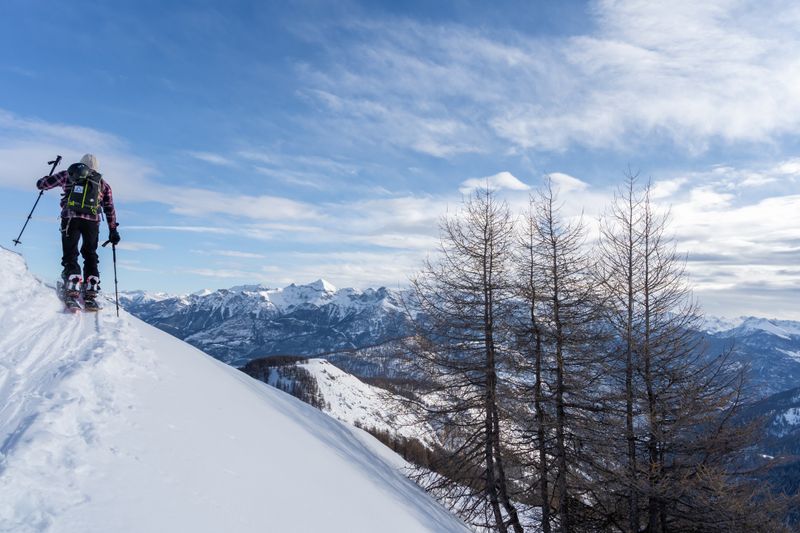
[109,228,121,245]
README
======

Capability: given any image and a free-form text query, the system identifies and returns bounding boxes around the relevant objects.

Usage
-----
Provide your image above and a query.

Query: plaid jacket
[37,170,118,229]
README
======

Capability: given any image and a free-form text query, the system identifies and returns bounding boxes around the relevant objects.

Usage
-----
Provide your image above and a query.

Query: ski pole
[13,155,62,246]
[102,240,120,317]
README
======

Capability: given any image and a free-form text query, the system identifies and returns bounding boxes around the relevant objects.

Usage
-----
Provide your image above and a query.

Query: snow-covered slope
[0,248,468,533]
[245,357,434,445]
[301,359,431,440]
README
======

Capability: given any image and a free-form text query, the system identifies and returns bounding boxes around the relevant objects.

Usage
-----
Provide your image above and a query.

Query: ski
[57,280,83,313]
[83,299,102,312]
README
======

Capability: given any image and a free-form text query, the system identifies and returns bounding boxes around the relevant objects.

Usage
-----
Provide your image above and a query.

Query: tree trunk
[625,181,639,533]
[643,196,660,533]
[533,318,552,533]
[493,401,524,533]
[552,247,570,533]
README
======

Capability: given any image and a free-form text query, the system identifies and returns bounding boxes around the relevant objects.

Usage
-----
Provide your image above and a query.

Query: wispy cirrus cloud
[0,110,153,193]
[298,1,800,156]
[191,249,267,259]
[0,110,122,149]
[118,260,156,273]
[186,151,236,166]
[116,242,164,251]
[125,225,236,234]
[270,250,423,289]
[186,268,264,279]
[0,109,320,224]
[161,187,320,221]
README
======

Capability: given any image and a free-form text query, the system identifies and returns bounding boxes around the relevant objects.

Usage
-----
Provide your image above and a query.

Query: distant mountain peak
[308,278,337,292]
[704,315,800,338]
[738,317,800,339]
[228,283,270,292]
[119,278,409,367]
[191,288,214,296]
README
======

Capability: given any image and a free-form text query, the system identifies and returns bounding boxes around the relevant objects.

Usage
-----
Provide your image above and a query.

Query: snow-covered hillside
[301,359,431,440]
[246,357,434,445]
[0,248,468,533]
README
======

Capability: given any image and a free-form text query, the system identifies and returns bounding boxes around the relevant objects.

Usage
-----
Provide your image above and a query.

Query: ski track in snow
[0,251,157,531]
[0,248,468,533]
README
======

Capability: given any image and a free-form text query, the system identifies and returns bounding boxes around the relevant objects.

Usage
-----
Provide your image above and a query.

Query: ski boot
[83,275,102,312]
[64,274,83,312]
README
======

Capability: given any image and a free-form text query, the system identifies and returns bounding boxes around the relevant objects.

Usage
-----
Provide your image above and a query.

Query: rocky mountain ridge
[120,280,412,370]
[121,284,800,399]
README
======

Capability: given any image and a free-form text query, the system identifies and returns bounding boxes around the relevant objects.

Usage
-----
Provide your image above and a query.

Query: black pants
[61,218,100,280]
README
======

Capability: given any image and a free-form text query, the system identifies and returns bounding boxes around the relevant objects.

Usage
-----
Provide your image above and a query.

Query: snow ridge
[0,247,467,533]
[704,315,800,338]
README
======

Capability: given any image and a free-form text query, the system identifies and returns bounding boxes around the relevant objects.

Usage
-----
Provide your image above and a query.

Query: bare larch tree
[596,173,791,532]
[514,179,608,533]
[408,188,524,533]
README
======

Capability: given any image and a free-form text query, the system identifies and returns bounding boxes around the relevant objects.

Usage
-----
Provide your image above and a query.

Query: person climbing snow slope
[36,153,120,311]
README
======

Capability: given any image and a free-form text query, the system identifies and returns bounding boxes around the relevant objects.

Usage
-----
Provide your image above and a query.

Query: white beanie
[80,153,99,171]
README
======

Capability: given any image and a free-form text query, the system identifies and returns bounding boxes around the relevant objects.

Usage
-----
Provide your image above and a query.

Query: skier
[36,153,120,311]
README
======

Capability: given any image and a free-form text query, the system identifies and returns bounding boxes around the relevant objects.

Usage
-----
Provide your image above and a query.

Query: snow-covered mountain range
[704,315,800,339]
[120,280,412,375]
[702,317,800,397]
[121,284,800,400]
[0,247,468,533]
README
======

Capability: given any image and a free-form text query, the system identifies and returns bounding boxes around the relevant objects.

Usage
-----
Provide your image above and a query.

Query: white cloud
[4,108,798,318]
[459,171,530,193]
[0,109,320,224]
[253,166,328,189]
[163,187,320,221]
[116,242,163,251]
[118,262,155,273]
[125,225,236,234]
[650,177,687,199]
[775,158,800,177]
[216,250,266,259]
[186,151,235,166]
[548,172,589,194]
[738,172,776,187]
[186,268,263,279]
[272,250,422,289]
[191,249,267,259]
[241,150,362,190]
[300,2,800,154]
[0,110,122,149]
[643,160,800,319]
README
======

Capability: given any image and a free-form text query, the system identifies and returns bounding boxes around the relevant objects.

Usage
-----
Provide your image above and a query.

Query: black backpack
[66,163,103,215]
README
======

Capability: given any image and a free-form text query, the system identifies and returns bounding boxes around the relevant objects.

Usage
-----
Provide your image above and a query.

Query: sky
[1,0,799,319]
